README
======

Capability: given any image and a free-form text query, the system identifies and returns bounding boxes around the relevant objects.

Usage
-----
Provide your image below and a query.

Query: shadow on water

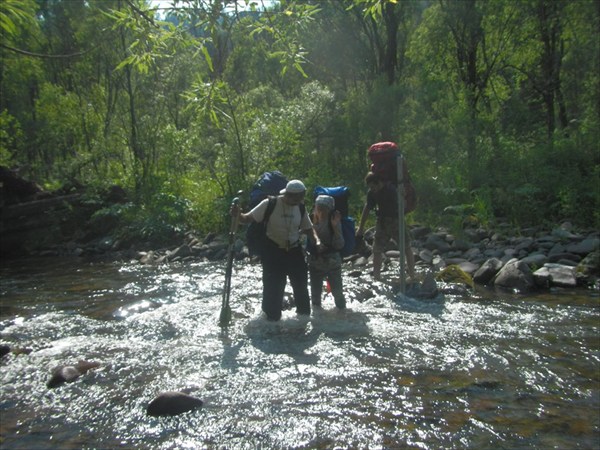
[244,315,320,363]
[392,292,446,317]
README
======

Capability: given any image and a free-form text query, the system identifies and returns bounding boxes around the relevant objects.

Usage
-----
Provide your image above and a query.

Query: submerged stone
[47,360,100,388]
[147,391,204,417]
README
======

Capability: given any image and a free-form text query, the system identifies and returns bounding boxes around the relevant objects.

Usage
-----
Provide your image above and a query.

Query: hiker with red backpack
[356,171,416,282]
[231,179,322,321]
[307,195,347,310]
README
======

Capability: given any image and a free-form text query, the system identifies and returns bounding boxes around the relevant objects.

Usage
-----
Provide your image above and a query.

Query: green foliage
[1,0,598,243]
[0,110,23,166]
[0,0,37,40]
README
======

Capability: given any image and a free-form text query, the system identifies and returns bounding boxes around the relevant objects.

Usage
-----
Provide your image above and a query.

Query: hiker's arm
[330,212,345,250]
[303,227,321,246]
[230,204,255,224]
[356,204,371,237]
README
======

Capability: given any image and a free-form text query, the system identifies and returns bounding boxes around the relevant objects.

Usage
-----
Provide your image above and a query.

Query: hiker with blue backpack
[231,178,322,321]
[307,194,347,310]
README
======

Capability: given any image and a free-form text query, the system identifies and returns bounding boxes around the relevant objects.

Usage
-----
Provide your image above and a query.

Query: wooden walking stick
[219,193,241,327]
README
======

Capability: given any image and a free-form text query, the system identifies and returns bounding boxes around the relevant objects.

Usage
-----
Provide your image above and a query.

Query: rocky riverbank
[40,220,597,295]
[1,166,598,293]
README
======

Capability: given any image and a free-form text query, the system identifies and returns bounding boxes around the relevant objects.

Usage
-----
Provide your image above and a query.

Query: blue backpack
[313,186,356,257]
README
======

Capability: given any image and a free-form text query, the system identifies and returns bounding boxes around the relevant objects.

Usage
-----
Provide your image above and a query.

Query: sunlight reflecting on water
[0,257,598,449]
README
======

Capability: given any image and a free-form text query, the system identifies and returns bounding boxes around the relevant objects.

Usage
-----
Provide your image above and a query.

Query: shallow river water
[0,256,598,449]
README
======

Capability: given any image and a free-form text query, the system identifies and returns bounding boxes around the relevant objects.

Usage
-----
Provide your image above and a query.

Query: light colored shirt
[250,196,312,249]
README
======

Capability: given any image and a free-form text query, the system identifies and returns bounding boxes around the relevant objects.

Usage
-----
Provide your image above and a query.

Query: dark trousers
[261,238,311,320]
[309,266,346,309]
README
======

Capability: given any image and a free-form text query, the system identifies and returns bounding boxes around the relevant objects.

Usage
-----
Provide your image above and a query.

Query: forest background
[1,0,598,246]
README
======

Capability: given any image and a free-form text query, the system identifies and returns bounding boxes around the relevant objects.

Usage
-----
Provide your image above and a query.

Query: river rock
[473,258,504,285]
[548,252,581,264]
[436,265,474,288]
[418,249,434,263]
[520,253,548,269]
[406,272,439,299]
[47,360,101,388]
[457,261,480,275]
[168,244,192,260]
[424,233,451,253]
[147,391,204,416]
[0,344,10,357]
[493,258,536,292]
[577,251,599,276]
[567,237,600,255]
[533,263,577,288]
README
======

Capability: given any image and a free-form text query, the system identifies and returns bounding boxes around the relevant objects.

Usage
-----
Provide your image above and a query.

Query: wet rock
[552,227,580,240]
[147,391,204,416]
[577,251,600,276]
[463,228,489,243]
[457,261,480,275]
[168,244,192,260]
[452,238,471,252]
[533,263,577,288]
[493,258,535,293]
[352,256,370,267]
[548,252,581,264]
[473,258,504,285]
[464,247,483,261]
[566,237,600,255]
[406,272,439,299]
[436,265,474,288]
[47,360,100,388]
[520,253,548,270]
[424,233,451,253]
[418,249,434,263]
[0,344,10,357]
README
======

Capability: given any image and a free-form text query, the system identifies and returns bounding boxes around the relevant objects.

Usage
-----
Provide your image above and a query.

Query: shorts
[372,216,411,254]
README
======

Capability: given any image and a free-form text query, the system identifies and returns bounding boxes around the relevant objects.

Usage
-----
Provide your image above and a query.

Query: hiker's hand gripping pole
[219,192,243,327]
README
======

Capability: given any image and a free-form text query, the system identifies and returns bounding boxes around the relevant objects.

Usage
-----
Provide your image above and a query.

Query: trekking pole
[219,192,242,327]
[396,154,406,295]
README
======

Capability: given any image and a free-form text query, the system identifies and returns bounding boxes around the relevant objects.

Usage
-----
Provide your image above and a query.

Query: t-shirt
[308,218,344,271]
[366,183,398,218]
[249,196,312,249]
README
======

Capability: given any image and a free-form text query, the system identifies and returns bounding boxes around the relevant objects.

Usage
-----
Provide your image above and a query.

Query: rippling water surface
[0,257,598,449]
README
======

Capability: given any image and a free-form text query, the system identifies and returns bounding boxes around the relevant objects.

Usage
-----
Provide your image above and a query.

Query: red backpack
[367,141,417,214]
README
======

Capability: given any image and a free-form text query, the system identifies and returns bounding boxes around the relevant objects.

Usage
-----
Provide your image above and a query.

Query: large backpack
[245,171,305,257]
[367,141,417,214]
[312,185,356,257]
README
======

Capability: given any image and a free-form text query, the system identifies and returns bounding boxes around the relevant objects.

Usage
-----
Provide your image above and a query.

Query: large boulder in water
[147,391,204,416]
[493,258,536,293]
[533,263,577,288]
[473,258,503,285]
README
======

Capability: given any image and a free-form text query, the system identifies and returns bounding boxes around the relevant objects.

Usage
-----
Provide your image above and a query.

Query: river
[0,256,598,449]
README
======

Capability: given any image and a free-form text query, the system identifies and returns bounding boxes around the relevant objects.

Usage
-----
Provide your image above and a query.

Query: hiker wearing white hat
[308,195,346,310]
[233,178,322,321]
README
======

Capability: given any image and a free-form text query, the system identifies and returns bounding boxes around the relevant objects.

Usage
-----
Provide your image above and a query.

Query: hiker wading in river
[232,179,323,321]
[308,194,347,310]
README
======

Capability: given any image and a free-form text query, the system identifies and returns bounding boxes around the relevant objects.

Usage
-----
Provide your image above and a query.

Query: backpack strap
[262,196,278,225]
[263,197,307,225]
